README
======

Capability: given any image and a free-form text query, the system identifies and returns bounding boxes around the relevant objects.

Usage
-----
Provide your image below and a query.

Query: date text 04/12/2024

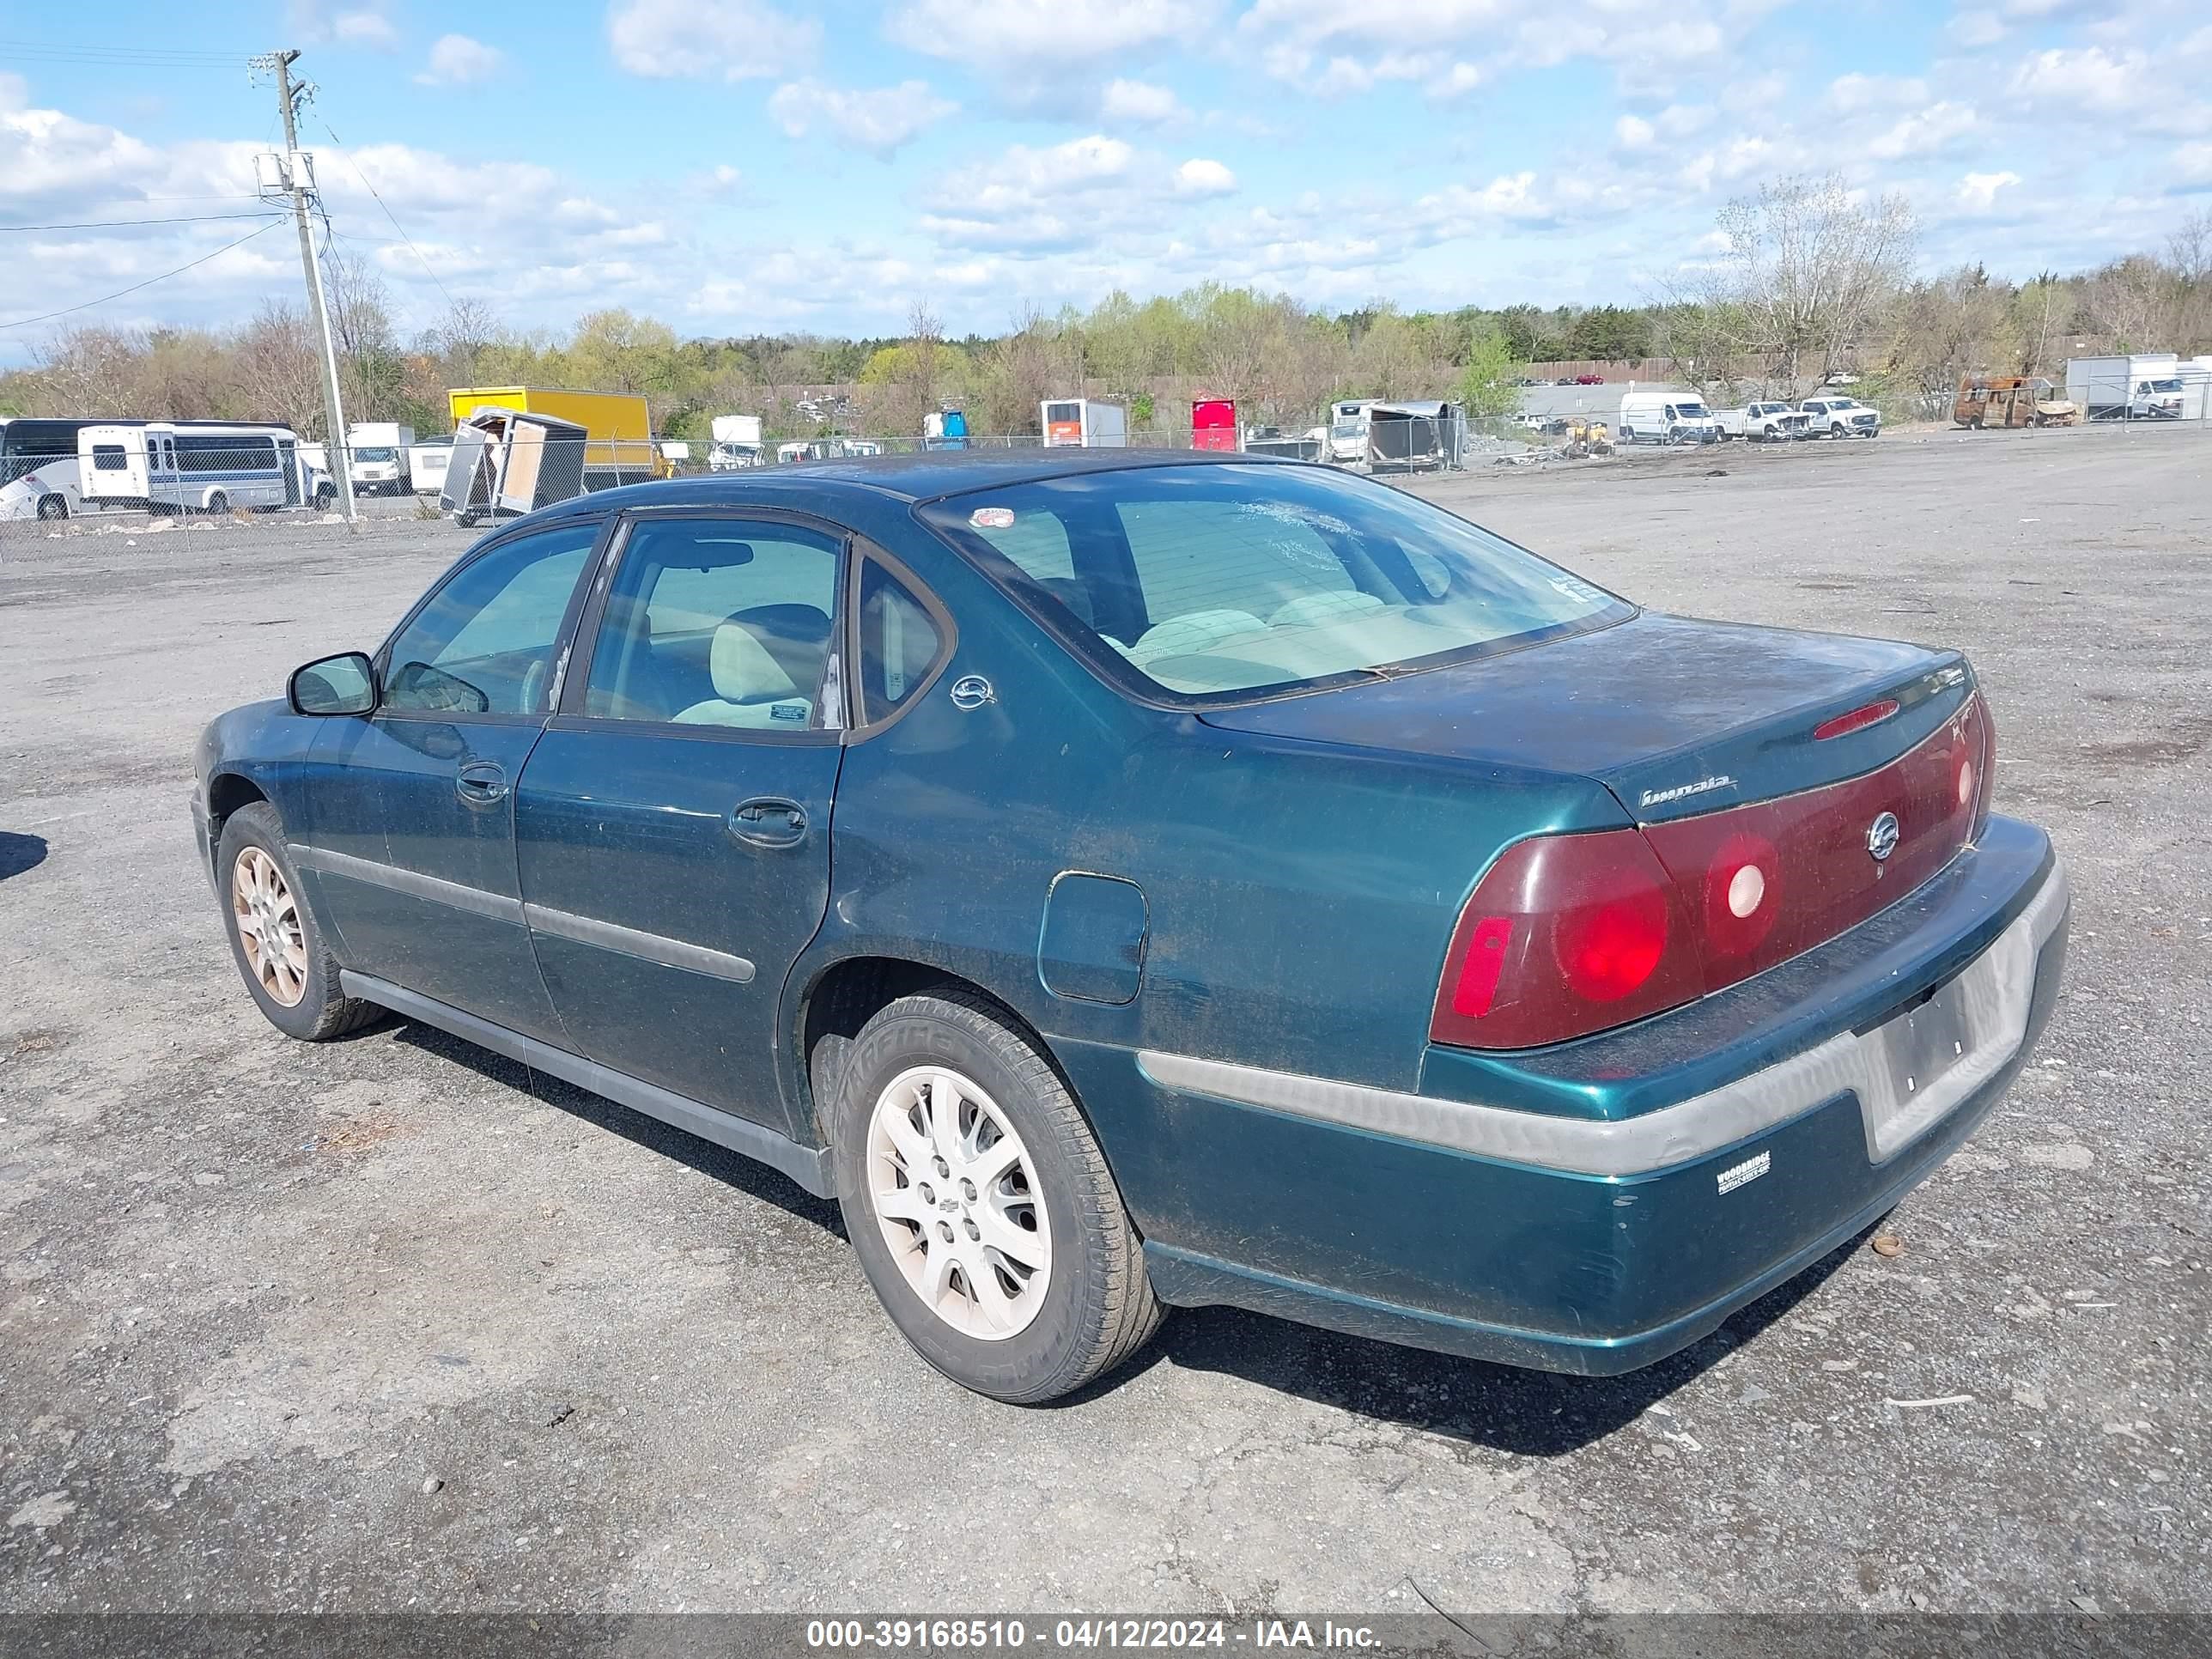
[804,1620,1382,1650]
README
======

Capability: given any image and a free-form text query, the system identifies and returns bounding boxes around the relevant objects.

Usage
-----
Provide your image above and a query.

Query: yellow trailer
[446,386,658,490]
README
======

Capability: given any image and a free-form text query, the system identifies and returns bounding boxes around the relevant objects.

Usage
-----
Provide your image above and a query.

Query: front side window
[91,445,127,471]
[583,517,842,730]
[383,522,599,717]
[921,463,1632,705]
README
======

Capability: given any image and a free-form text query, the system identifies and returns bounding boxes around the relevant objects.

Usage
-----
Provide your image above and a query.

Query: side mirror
[289,651,378,716]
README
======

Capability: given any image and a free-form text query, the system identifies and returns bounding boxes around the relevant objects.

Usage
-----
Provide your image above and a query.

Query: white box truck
[346,422,415,495]
[2066,354,2183,421]
[710,414,764,470]
[1042,399,1127,447]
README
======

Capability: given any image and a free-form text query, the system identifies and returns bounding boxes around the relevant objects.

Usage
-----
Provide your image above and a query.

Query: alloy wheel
[865,1065,1053,1340]
[232,846,307,1007]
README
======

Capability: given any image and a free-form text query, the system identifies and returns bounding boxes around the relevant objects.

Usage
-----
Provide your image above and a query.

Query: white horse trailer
[77,422,325,514]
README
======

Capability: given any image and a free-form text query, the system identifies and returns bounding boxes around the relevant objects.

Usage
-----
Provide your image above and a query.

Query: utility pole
[254,48,356,522]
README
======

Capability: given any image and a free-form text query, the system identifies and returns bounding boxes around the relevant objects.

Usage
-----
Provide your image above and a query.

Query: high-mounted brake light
[1814,698,1900,740]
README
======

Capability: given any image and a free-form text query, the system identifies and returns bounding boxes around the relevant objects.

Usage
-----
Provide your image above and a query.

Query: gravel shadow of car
[391,1020,844,1234]
[388,1014,1851,1447]
[0,832,49,882]
[1139,1242,1859,1453]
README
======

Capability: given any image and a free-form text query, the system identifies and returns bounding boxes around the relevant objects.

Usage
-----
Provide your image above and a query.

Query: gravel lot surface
[0,425,2205,1617]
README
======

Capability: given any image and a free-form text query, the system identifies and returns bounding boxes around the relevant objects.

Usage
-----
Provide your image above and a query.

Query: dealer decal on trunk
[1717,1151,1772,1195]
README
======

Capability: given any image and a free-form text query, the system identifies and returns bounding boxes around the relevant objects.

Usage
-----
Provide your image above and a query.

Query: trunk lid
[1198,611,1972,823]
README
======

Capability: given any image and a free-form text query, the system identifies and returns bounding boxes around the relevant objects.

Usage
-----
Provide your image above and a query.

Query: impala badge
[1867,811,1900,862]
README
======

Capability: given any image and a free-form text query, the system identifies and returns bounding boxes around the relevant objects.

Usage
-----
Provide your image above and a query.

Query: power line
[0,212,284,233]
[0,221,282,331]
[315,115,458,311]
[0,39,246,66]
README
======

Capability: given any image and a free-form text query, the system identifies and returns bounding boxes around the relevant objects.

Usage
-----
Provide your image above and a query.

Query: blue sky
[3,0,2209,365]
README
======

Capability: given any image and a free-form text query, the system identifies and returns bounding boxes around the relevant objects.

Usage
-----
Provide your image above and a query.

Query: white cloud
[1826,73,1929,114]
[767,79,956,159]
[2175,141,2212,186]
[286,2,399,48]
[415,34,504,88]
[886,0,1216,73]
[1614,113,1655,150]
[1173,158,1237,197]
[2009,45,2136,110]
[335,11,398,48]
[1867,100,1979,160]
[1101,79,1185,125]
[1948,9,2007,48]
[1957,169,2022,210]
[607,0,819,82]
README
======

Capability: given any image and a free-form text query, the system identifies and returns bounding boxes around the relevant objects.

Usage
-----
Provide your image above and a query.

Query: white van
[1326,399,1374,464]
[78,422,329,514]
[1617,392,1720,446]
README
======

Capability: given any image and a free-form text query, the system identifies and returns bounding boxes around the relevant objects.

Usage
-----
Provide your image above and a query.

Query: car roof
[526,446,1292,523]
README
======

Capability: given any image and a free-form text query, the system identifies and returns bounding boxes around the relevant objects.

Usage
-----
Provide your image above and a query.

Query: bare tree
[1664,173,1917,399]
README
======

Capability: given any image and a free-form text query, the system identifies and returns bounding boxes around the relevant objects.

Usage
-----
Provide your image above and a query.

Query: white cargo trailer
[1041,399,1127,447]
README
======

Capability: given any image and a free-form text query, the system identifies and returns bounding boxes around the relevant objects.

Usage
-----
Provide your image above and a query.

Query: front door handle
[456,761,509,805]
[730,797,807,848]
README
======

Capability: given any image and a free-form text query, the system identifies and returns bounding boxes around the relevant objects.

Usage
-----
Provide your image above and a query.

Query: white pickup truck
[1799,396,1882,438]
[1715,400,1811,442]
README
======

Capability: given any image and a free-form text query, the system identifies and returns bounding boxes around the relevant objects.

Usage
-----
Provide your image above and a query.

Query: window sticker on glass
[970,507,1015,531]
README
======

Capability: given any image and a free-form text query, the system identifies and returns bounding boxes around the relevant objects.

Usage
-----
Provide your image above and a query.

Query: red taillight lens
[1969,693,1996,838]
[1429,828,1703,1050]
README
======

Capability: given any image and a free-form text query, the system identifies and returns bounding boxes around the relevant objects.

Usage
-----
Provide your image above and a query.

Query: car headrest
[710,616,801,704]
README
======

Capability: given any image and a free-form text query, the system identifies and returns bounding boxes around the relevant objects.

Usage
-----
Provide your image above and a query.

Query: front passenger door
[303,519,602,1043]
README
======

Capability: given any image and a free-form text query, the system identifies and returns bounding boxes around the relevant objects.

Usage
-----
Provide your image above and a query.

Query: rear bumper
[1068,817,2067,1375]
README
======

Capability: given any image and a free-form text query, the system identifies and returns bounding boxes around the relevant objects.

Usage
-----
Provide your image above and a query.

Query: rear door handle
[456,761,509,805]
[730,796,807,848]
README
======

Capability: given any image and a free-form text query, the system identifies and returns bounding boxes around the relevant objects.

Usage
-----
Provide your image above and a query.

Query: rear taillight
[1429,828,1703,1050]
[1966,692,1995,838]
[1432,694,1994,1052]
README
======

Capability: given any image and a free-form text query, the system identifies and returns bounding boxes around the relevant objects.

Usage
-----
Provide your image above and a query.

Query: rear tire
[831,988,1164,1403]
[216,803,380,1042]
[205,489,229,516]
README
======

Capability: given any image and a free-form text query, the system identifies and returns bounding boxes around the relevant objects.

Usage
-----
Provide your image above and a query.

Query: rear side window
[91,446,127,471]
[855,557,946,725]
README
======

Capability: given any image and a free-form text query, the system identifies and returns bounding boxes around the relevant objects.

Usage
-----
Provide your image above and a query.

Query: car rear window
[919,462,1632,706]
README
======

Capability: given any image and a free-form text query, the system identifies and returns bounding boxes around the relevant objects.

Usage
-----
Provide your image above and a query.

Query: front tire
[216,802,379,1042]
[36,494,68,520]
[831,989,1164,1403]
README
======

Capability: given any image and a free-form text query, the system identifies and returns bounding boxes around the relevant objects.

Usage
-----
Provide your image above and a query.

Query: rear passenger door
[511,511,854,1131]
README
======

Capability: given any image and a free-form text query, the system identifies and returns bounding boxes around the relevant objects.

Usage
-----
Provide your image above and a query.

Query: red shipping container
[1192,398,1237,451]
